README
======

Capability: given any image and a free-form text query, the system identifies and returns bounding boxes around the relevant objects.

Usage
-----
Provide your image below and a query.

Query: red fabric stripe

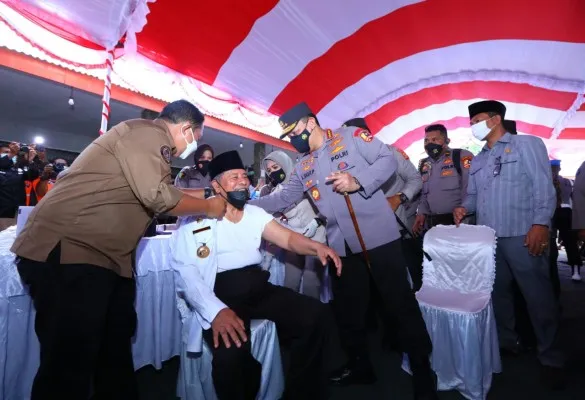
[558,128,585,140]
[578,102,585,111]
[137,0,279,84]
[269,0,585,115]
[392,116,552,150]
[3,0,105,50]
[365,81,577,134]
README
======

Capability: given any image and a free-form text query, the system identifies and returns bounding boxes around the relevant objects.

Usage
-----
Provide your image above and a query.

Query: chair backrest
[421,225,496,294]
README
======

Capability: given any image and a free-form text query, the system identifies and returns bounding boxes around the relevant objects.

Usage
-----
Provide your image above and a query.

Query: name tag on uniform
[192,226,211,234]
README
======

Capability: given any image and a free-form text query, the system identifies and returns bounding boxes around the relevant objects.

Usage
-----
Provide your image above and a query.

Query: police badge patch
[160,145,172,164]
[462,156,472,169]
[359,130,373,142]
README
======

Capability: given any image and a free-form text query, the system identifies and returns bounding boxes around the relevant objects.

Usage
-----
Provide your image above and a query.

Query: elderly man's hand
[211,308,248,349]
[315,243,342,276]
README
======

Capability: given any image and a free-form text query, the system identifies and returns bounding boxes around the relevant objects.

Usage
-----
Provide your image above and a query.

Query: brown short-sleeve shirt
[11,119,183,277]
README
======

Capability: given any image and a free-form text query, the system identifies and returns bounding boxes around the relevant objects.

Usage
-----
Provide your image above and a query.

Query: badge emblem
[197,244,210,258]
[311,188,321,201]
[360,131,373,143]
[330,145,345,155]
[305,179,313,188]
[338,161,349,171]
[444,158,452,165]
[301,134,308,140]
[462,156,472,169]
[329,138,343,148]
[160,145,172,164]
[441,169,454,177]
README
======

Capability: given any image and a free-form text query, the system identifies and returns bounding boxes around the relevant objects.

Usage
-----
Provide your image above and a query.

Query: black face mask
[197,160,210,176]
[225,190,249,209]
[424,143,444,160]
[268,168,286,185]
[290,130,311,154]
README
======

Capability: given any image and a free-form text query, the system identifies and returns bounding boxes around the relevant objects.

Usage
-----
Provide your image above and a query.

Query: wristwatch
[204,187,213,199]
[398,192,408,204]
[353,177,364,192]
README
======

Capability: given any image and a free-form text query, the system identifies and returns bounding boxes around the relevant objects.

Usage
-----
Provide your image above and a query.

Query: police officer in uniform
[250,102,437,399]
[413,124,474,234]
[175,144,214,189]
[551,159,582,281]
[573,160,585,242]
[342,118,422,231]
[12,100,226,400]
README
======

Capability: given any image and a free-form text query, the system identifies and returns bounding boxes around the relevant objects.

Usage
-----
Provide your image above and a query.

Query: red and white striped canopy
[2,0,585,172]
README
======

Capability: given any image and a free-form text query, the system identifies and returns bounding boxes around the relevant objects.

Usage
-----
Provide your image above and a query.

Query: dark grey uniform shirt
[250,126,400,257]
[174,166,211,189]
[418,148,473,215]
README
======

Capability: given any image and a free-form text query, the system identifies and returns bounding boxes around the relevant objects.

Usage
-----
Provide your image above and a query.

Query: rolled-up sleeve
[352,133,397,198]
[114,130,183,214]
[520,137,556,226]
[171,222,226,326]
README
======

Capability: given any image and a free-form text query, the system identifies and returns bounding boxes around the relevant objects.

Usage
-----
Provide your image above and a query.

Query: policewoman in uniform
[413,124,474,234]
[12,100,226,400]
[250,102,437,399]
[175,143,214,189]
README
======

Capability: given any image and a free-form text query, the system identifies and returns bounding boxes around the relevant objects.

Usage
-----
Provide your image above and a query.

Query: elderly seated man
[172,150,342,400]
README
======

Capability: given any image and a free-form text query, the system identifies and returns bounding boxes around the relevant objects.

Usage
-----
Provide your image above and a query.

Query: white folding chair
[404,224,501,400]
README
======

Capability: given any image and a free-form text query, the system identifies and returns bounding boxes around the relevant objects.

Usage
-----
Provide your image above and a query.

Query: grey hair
[212,172,224,184]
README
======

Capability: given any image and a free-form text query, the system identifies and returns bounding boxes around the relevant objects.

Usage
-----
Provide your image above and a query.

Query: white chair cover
[404,224,501,400]
[176,319,285,400]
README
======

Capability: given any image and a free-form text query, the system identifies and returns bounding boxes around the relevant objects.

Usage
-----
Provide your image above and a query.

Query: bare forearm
[285,232,321,256]
[167,194,209,216]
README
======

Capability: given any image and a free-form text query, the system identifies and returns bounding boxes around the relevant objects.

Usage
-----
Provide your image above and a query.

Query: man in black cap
[172,150,343,400]
[252,103,438,399]
[454,100,564,388]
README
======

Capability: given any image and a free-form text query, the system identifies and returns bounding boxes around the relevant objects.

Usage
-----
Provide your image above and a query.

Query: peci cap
[278,102,314,139]
[209,150,245,180]
[503,120,517,135]
[468,100,506,119]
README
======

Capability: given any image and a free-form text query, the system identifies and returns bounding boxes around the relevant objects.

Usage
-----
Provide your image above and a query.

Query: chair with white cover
[403,224,501,400]
[176,296,285,400]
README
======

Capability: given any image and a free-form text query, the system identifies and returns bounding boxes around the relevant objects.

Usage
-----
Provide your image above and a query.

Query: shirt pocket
[439,173,460,191]
[499,154,520,182]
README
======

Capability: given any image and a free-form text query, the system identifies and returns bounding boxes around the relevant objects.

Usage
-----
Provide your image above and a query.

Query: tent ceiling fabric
[1,0,585,172]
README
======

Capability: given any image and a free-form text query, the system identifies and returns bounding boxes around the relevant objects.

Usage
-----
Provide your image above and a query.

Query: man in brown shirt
[13,100,226,400]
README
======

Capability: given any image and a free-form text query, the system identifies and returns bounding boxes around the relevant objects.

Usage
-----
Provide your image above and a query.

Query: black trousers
[330,239,432,358]
[554,208,582,267]
[426,213,455,229]
[204,267,333,400]
[16,246,137,400]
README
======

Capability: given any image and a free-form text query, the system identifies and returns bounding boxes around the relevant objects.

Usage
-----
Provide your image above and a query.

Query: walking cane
[343,193,371,269]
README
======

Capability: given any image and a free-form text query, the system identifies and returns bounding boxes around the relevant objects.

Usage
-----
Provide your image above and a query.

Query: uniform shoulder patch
[461,155,473,169]
[354,129,373,142]
[160,145,172,164]
[394,146,409,160]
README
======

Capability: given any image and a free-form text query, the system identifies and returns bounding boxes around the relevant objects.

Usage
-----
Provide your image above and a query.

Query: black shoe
[329,358,377,387]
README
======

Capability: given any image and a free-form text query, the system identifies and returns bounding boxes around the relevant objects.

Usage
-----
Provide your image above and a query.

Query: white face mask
[471,117,494,141]
[178,127,199,160]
